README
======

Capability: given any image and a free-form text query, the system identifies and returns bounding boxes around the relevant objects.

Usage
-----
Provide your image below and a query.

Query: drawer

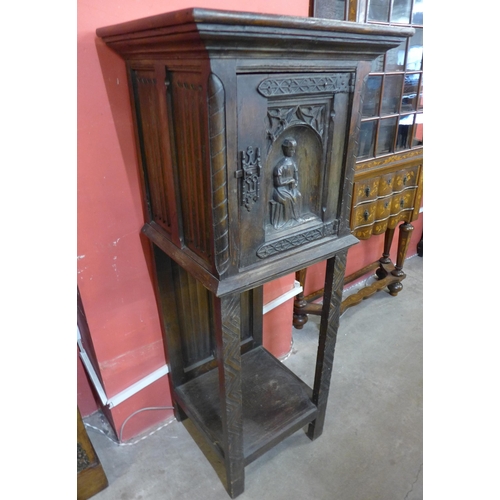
[352,225,374,240]
[351,200,377,229]
[352,178,379,205]
[390,188,416,215]
[375,196,392,220]
[377,172,395,197]
[393,165,419,192]
[388,210,414,230]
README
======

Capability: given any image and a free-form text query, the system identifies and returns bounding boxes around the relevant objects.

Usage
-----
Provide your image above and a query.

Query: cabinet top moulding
[96,7,414,59]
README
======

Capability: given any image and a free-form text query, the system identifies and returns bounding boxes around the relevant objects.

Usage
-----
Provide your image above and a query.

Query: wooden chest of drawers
[351,162,422,240]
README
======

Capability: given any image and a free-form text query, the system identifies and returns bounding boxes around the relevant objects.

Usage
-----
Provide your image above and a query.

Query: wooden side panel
[155,250,263,384]
[170,260,216,377]
[131,68,173,232]
[170,71,213,265]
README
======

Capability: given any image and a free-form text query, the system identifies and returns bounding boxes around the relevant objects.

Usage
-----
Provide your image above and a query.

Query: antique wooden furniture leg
[213,293,245,498]
[376,226,395,279]
[295,220,416,322]
[293,268,324,329]
[293,269,310,329]
[307,252,346,440]
[388,221,414,296]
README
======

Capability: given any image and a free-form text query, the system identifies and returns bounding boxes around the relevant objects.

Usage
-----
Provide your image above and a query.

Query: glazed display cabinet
[97,9,413,497]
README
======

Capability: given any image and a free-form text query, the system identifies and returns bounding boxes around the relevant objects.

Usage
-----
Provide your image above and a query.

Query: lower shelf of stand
[175,346,317,465]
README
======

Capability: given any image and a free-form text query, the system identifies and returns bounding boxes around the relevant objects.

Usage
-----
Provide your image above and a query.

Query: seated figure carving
[271,138,303,229]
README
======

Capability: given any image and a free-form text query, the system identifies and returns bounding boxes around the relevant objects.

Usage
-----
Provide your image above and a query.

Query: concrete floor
[84,255,423,500]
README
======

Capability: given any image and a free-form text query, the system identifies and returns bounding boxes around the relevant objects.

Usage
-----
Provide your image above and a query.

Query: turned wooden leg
[376,226,396,279]
[388,222,414,296]
[293,268,309,329]
[307,251,346,441]
[213,293,245,498]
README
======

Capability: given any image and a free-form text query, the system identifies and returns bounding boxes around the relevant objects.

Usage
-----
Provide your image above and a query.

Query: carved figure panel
[271,138,303,229]
[265,125,323,235]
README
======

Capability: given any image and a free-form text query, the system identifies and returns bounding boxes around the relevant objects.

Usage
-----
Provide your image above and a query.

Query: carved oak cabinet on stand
[97,9,413,498]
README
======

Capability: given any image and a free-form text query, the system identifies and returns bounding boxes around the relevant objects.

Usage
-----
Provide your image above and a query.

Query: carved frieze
[256,221,337,258]
[257,74,352,97]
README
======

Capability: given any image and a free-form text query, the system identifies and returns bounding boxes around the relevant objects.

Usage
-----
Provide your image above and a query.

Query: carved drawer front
[353,178,379,205]
[393,165,419,192]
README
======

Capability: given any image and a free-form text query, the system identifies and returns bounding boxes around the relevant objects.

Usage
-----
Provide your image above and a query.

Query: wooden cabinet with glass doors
[294,0,423,327]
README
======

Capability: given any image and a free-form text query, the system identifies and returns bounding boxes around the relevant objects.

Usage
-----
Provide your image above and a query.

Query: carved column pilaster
[208,73,230,276]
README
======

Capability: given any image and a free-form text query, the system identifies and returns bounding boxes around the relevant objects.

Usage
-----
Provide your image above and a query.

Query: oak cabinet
[97,9,412,497]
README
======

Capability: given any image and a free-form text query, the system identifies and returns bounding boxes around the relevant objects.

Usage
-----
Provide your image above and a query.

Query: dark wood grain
[214,293,245,497]
[176,346,317,464]
[208,73,231,277]
[307,252,346,440]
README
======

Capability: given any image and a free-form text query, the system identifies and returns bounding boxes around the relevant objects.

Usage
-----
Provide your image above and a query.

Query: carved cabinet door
[235,72,354,269]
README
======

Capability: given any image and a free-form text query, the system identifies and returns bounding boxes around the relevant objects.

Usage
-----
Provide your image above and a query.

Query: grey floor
[84,255,422,500]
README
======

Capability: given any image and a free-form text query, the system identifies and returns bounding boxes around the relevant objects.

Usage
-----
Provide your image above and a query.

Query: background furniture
[293,0,423,328]
[97,8,412,498]
[293,151,423,326]
[77,409,108,500]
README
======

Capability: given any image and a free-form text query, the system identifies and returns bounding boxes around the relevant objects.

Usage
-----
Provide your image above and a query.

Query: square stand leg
[213,293,245,498]
[308,251,346,440]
